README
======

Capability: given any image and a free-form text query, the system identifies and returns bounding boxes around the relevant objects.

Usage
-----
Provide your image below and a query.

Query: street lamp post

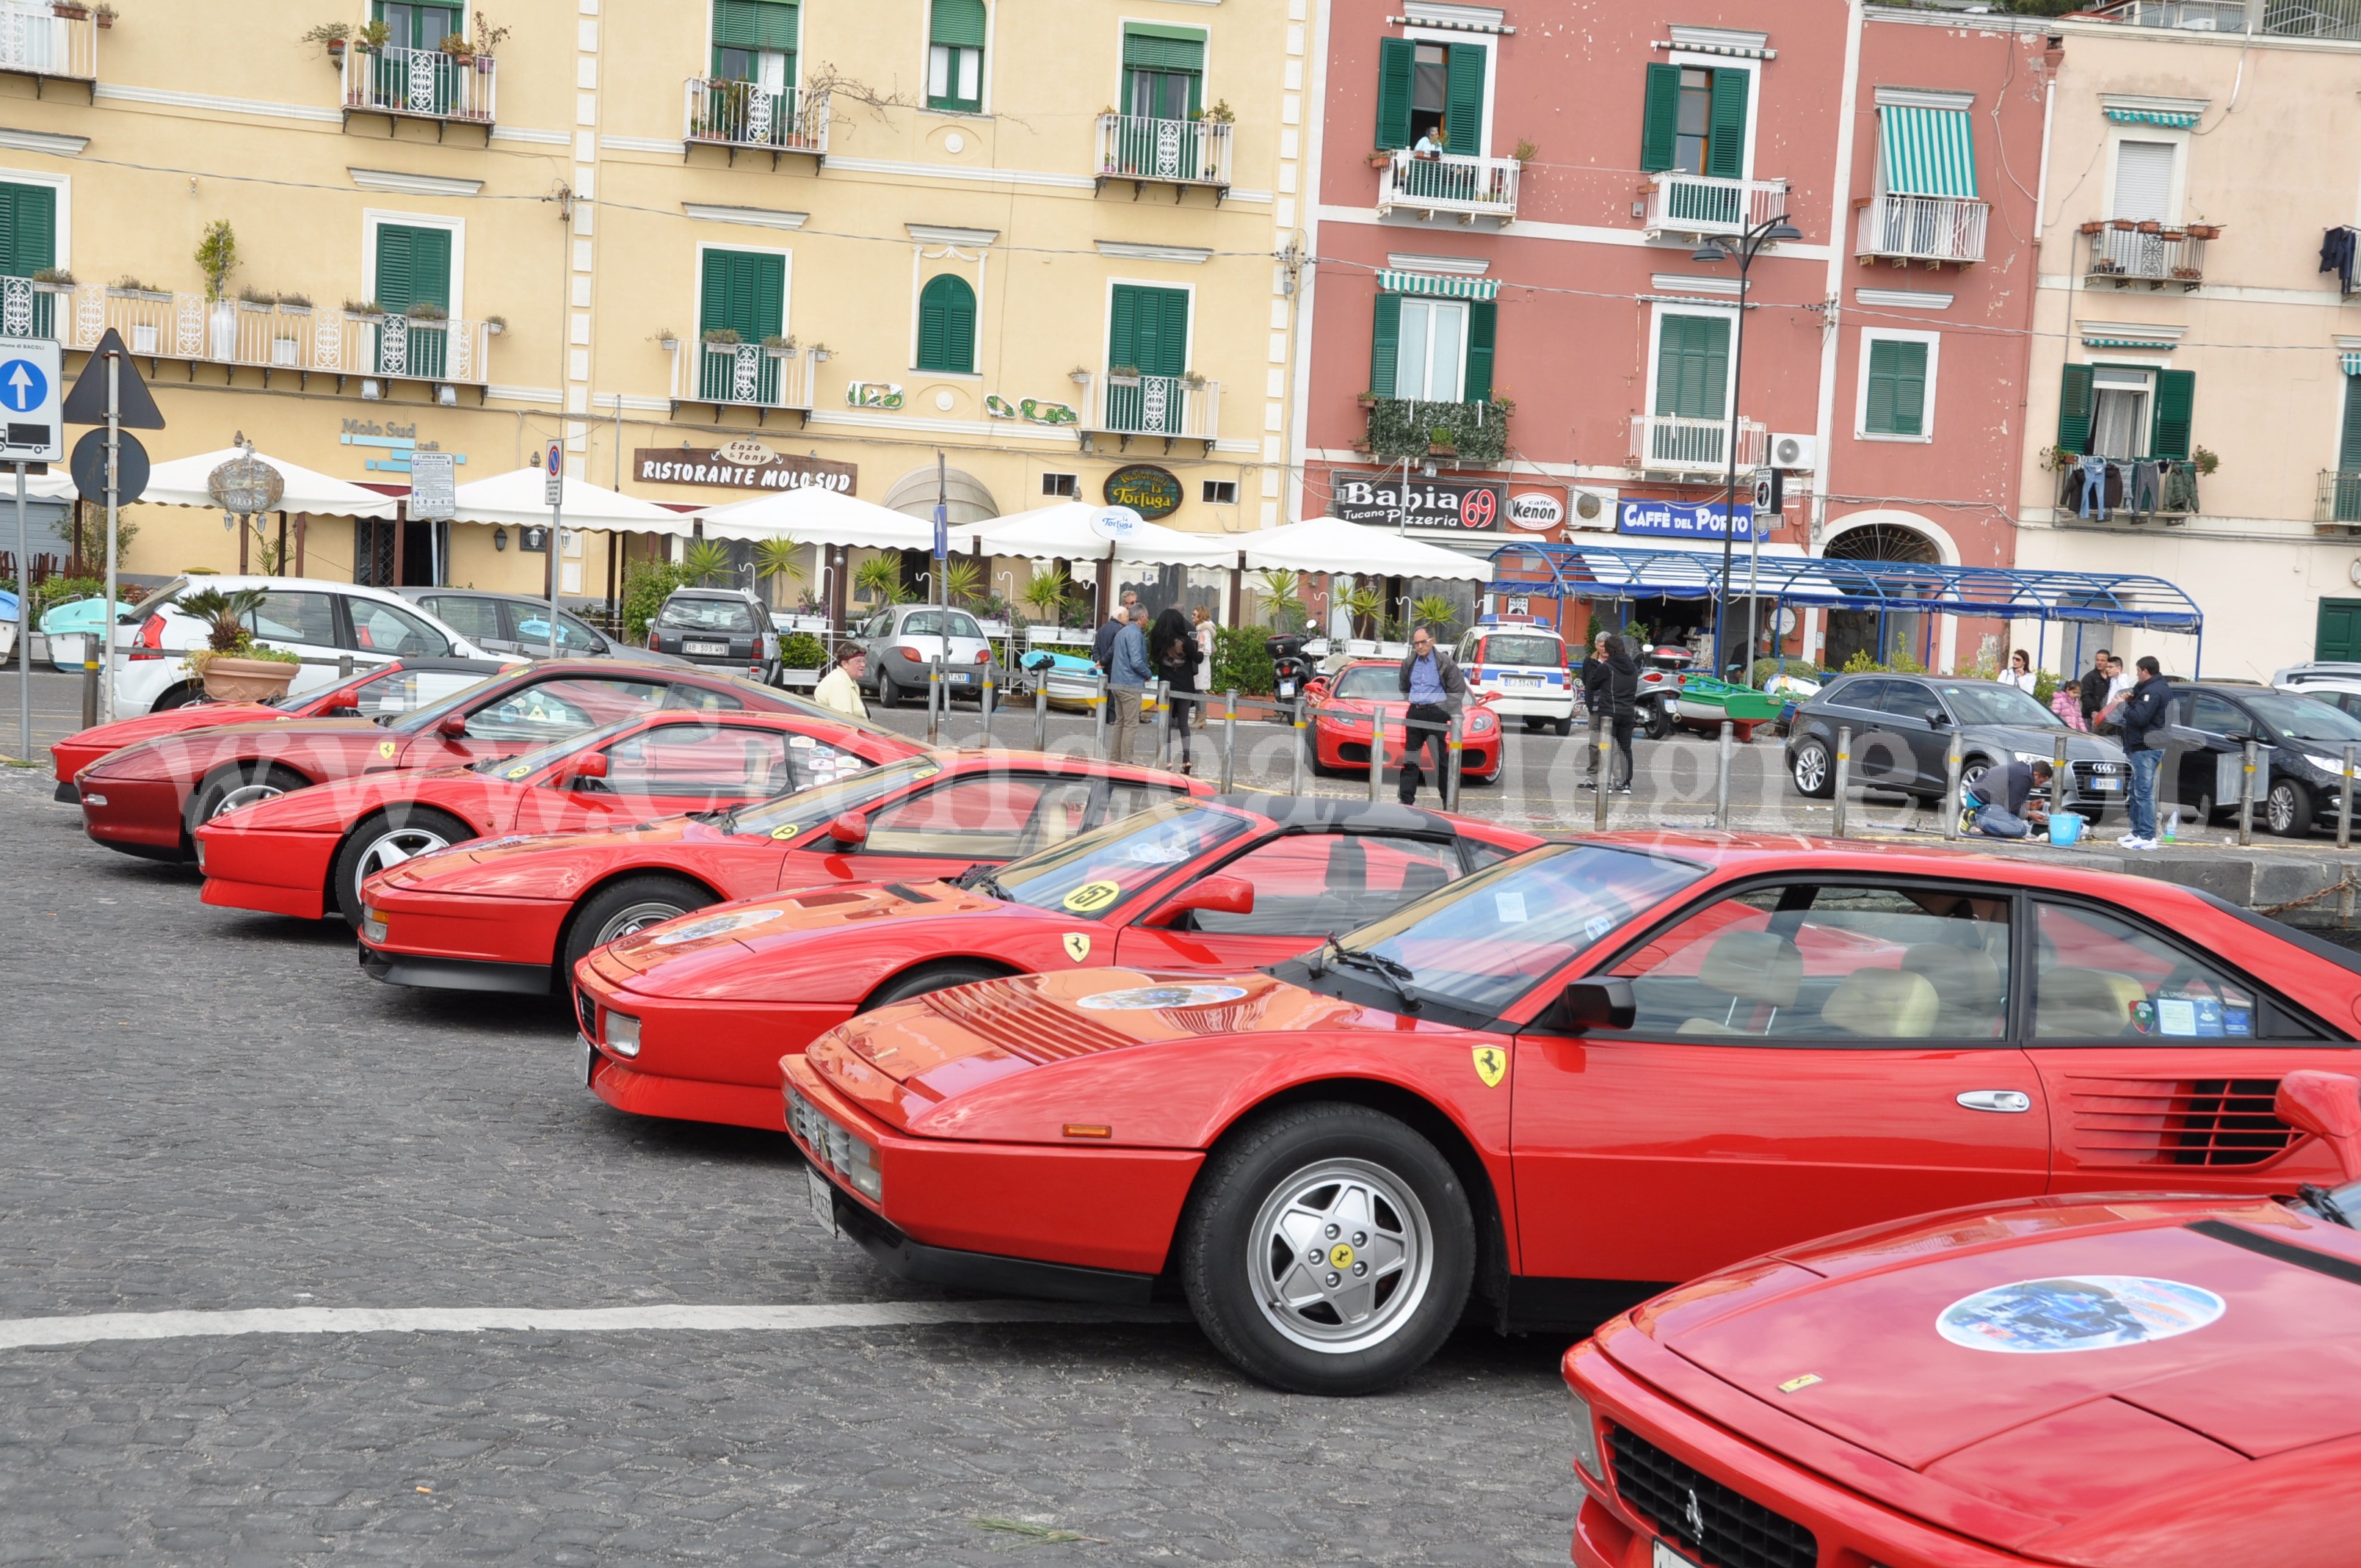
[1691,212,1800,683]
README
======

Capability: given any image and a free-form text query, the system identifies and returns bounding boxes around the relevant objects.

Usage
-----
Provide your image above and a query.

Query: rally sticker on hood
[647,907,786,946]
[1937,1276,2225,1354]
[1077,984,1250,1012]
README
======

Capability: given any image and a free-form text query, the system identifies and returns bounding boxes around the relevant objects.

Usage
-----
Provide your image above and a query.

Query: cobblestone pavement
[0,766,1582,1565]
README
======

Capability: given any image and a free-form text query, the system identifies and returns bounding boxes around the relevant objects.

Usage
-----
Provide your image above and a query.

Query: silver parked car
[397,588,689,670]
[855,603,1004,707]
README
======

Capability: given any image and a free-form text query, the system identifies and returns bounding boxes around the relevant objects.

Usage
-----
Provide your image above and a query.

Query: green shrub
[780,631,827,669]
[32,575,112,616]
[1365,397,1512,464]
[2033,669,2060,705]
[621,559,695,642]
[1212,624,1274,696]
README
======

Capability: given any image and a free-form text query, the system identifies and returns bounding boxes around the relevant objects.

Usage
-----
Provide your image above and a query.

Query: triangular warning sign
[61,328,166,429]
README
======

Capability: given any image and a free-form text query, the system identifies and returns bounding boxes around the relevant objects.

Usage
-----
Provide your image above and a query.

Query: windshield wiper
[968,869,1011,901]
[1326,944,1421,1012]
[2299,1183,2354,1230]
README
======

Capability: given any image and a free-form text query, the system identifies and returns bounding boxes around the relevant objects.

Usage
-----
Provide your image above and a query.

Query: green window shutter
[1655,315,1729,421]
[1108,284,1188,377]
[713,0,798,51]
[2056,362,2094,454]
[2149,368,2194,460]
[0,181,55,276]
[1640,63,1681,175]
[1705,68,1749,180]
[1462,299,1495,403]
[916,274,976,374]
[375,227,413,311]
[929,0,984,48]
[1444,43,1485,156]
[1121,25,1204,72]
[2340,374,2361,474]
[1108,284,1136,369]
[699,249,786,339]
[1864,339,1927,436]
[1369,292,1401,399]
[1153,288,1189,378]
[1376,37,1415,151]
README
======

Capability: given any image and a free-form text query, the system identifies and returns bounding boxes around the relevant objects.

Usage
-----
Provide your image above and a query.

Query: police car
[1455,617,1575,734]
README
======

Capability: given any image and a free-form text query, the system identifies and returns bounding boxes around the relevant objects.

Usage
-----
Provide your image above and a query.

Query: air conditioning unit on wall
[1567,486,1619,530]
[1771,433,1818,471]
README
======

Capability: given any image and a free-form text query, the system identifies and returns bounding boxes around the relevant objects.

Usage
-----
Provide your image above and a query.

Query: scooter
[1267,634,1312,716]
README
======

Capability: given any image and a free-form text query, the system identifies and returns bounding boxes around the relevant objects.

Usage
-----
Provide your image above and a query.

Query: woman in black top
[1153,606,1203,773]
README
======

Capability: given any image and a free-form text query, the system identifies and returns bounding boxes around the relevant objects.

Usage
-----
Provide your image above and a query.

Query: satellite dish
[1088,506,1145,542]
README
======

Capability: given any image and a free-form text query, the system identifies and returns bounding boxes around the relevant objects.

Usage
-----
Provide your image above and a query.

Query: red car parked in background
[355,752,1206,995]
[73,659,882,863]
[1305,659,1503,784]
[782,834,2361,1394]
[1564,1072,2361,1568]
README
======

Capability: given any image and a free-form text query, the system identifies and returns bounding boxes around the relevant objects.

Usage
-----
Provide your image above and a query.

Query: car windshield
[659,598,760,634]
[728,755,947,838]
[1329,843,1708,1015]
[1931,682,2063,728]
[2241,689,2361,742]
[987,799,1254,915]
[1332,667,1398,700]
[1480,635,1562,667]
[469,717,639,780]
[383,672,518,733]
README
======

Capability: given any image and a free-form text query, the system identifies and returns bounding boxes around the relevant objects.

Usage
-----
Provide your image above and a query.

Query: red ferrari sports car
[1563,1072,2361,1568]
[197,708,920,927]
[50,656,514,802]
[355,751,1208,995]
[576,796,1539,1135]
[781,832,2361,1393]
[1305,659,1502,783]
[74,658,876,863]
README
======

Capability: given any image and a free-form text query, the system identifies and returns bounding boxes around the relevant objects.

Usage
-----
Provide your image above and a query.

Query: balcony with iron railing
[0,0,96,89]
[0,275,497,391]
[683,79,827,162]
[341,41,495,130]
[2054,459,2199,520]
[2079,0,2361,39]
[1375,148,1518,227]
[2083,224,2210,290]
[1644,173,1788,242]
[1630,414,1766,476]
[1854,193,1990,267]
[1095,114,1232,197]
[2318,471,2361,527]
[1077,370,1220,451]
[669,337,815,424]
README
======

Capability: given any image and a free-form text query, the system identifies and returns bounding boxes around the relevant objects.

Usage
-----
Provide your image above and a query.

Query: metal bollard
[1092,674,1108,761]
[1153,679,1170,766]
[2238,738,2258,847]
[81,652,99,728]
[1368,706,1388,805]
[1220,689,1237,793]
[926,657,943,747]
[979,668,995,748]
[1033,678,1049,752]
[1831,725,1852,839]
[1942,730,1964,842]
[2052,733,2073,819]
[1444,712,1462,813]
[1593,728,1611,832]
[1291,694,1308,795]
[2342,744,2355,852]
[1715,721,1733,830]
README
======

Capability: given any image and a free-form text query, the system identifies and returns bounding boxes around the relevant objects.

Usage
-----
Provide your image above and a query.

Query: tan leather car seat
[1674,929,1804,1036]
[1902,944,2005,1037]
[2034,969,2148,1037]
[1821,967,1941,1038]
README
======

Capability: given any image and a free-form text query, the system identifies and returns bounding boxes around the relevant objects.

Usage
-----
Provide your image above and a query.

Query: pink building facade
[1292,1,2050,673]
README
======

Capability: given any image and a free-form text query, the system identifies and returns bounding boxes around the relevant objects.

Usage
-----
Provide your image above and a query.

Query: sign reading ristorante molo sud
[633,438,857,493]
[1330,472,1506,532]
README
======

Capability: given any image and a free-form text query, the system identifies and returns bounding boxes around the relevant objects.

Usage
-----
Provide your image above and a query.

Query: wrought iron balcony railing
[0,0,95,84]
[1376,148,1518,226]
[1644,173,1788,241]
[1854,193,1989,266]
[670,339,813,421]
[342,43,495,127]
[1080,371,1220,447]
[2318,470,2361,526]
[683,79,827,159]
[1630,414,1766,476]
[1094,113,1231,193]
[2084,225,2208,289]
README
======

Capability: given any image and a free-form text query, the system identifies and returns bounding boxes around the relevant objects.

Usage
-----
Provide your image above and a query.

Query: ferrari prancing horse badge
[1472,1045,1506,1088]
[1062,933,1091,962]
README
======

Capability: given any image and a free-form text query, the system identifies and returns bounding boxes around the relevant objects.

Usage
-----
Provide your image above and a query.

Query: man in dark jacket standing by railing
[1579,631,1611,788]
[1394,623,1467,805]
[2111,655,2172,851]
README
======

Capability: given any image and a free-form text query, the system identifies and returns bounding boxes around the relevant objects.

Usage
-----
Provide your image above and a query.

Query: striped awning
[2345,352,2361,377]
[1377,269,1499,301]
[1878,105,1977,200]
[2105,107,2200,128]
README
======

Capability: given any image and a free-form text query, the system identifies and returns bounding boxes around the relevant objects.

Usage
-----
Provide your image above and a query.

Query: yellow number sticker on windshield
[1062,879,1123,914]
[506,765,532,780]
[769,824,800,841]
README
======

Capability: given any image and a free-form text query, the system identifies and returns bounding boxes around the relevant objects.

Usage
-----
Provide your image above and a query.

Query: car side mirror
[1552,977,1636,1034]
[1142,874,1255,928]
[830,810,870,846]
[562,752,610,786]
[2276,1070,2361,1183]
[438,713,470,738]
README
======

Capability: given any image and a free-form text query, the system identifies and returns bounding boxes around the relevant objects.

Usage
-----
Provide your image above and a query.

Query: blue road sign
[0,357,47,414]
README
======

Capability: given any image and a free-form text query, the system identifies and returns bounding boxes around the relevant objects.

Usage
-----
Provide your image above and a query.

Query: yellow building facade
[0,0,1310,618]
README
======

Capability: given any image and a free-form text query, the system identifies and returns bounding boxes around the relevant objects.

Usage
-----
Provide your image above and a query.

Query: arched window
[916,273,976,374]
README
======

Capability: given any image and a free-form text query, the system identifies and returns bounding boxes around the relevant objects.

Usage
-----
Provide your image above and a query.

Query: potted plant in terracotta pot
[2078,219,2106,235]
[2187,222,2222,240]
[178,587,301,702]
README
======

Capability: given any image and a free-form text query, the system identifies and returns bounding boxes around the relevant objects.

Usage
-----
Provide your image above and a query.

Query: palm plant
[1342,582,1387,639]
[680,538,736,587]
[174,586,266,654]
[940,557,984,606]
[752,538,806,603]
[1410,594,1459,638]
[1019,565,1070,624]
[1255,567,1304,631]
[853,553,911,607]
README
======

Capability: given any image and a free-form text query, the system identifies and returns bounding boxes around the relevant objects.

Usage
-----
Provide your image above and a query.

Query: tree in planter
[1410,593,1460,639]
[1341,582,1387,639]
[195,220,237,301]
[679,539,736,587]
[173,587,294,684]
[1255,567,1307,631]
[1019,564,1070,625]
[853,553,911,608]
[752,538,806,605]
[778,631,828,670]
[940,557,984,606]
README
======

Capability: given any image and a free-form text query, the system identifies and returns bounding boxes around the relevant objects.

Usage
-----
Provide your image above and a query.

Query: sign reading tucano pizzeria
[1102,463,1182,521]
[634,438,857,493]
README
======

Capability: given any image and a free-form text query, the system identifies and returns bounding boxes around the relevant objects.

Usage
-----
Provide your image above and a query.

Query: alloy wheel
[2269,783,2298,835]
[1793,744,1827,794]
[207,782,286,819]
[355,825,454,883]
[593,899,688,946]
[1246,1158,1433,1355]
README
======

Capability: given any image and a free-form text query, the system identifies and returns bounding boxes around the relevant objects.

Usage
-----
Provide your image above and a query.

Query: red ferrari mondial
[578,796,1539,1134]
[781,833,2361,1395]
[49,656,514,802]
[197,708,919,927]
[356,752,1208,995]
[1306,658,1503,783]
[74,658,868,863]
[1563,1072,2361,1568]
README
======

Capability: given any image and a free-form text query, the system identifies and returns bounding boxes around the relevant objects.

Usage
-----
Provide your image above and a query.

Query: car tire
[151,683,203,713]
[1520,715,1543,734]
[189,762,309,835]
[332,805,474,928]
[1553,714,1573,738]
[1178,1103,1473,1396]
[1959,756,1993,796]
[864,961,1007,1010]
[1790,737,1834,799]
[562,875,717,979]
[2266,777,2314,838]
[877,668,904,708]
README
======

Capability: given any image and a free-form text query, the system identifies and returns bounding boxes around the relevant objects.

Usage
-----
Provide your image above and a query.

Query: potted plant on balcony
[2110,217,2136,231]
[30,266,73,293]
[469,16,507,69]
[701,327,741,345]
[1180,369,1207,391]
[2186,221,2222,240]
[93,3,115,27]
[1355,388,1379,410]
[1107,363,1141,387]
[52,2,88,21]
[482,313,504,335]
[438,32,473,62]
[356,20,390,52]
[303,21,352,62]
[2078,219,2106,235]
[178,587,300,703]
[1426,426,1458,459]
[2136,219,2163,234]
[1367,150,1394,170]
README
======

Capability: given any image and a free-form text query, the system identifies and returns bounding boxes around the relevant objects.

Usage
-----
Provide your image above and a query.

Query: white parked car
[1455,617,1576,734]
[107,576,490,714]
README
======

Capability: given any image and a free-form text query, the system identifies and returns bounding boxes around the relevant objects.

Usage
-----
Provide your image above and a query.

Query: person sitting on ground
[1962,758,2052,840]
[2050,678,2087,732]
[813,643,868,719]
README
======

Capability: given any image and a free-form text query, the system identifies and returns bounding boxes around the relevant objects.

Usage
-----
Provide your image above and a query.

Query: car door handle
[1956,1090,2032,1114]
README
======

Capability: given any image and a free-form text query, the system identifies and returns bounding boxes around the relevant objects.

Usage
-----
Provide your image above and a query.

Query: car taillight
[647,630,660,650]
[130,613,165,660]
[896,642,926,661]
[973,648,990,664]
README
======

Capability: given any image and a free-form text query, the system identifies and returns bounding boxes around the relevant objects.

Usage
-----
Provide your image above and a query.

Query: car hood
[1964,723,2122,761]
[1618,1196,2361,1556]
[372,813,726,897]
[85,717,389,780]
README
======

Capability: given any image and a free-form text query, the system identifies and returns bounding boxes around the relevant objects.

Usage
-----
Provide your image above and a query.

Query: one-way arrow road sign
[0,339,59,462]
[60,327,167,430]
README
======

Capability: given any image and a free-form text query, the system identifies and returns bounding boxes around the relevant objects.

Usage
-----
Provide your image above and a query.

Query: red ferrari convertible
[355,751,1208,995]
[50,656,514,802]
[576,796,1539,1134]
[74,658,871,863]
[197,708,919,927]
[781,832,2361,1394]
[1305,659,1502,783]
[1563,1072,2361,1568]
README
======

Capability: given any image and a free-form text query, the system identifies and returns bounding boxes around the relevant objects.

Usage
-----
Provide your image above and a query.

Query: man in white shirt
[813,644,869,719]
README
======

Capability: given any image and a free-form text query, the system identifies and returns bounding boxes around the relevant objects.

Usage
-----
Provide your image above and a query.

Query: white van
[1455,617,1575,734]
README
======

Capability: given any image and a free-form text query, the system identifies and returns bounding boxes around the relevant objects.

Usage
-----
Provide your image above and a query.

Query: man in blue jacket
[2113,655,2173,850]
[1106,606,1152,763]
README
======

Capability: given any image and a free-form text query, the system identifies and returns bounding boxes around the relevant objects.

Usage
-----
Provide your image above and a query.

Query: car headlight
[2012,751,2056,766]
[1566,1387,1603,1479]
[193,836,206,870]
[787,1089,883,1202]
[1469,714,1495,733]
[360,907,388,944]
[2303,753,2353,777]
[605,1012,641,1058]
[81,791,107,807]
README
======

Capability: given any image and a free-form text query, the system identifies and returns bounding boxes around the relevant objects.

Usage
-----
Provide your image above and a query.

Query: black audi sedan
[1784,672,2128,814]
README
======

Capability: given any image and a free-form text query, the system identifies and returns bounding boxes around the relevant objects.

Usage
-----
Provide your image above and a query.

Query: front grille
[1338,741,1371,763]
[2065,1077,2292,1168]
[1606,1428,1817,1568]
[575,986,598,1041]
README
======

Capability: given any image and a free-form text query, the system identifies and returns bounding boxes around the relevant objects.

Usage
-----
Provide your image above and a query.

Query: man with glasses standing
[1394,623,1467,806]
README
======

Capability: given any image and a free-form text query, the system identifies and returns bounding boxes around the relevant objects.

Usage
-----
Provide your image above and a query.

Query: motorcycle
[1266,634,1312,716]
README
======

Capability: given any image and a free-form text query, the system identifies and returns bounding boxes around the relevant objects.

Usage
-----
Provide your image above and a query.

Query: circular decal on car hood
[647,907,787,946]
[1076,984,1250,1012]
[1937,1276,2224,1354]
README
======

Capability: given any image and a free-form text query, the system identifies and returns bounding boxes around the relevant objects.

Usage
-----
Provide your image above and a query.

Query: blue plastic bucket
[2049,811,2086,848]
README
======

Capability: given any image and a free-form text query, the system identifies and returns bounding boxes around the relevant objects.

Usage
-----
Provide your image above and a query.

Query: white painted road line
[0,1300,1192,1351]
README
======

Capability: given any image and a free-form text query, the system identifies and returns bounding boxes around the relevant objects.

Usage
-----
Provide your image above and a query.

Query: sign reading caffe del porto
[634,438,857,493]
[1331,471,1506,532]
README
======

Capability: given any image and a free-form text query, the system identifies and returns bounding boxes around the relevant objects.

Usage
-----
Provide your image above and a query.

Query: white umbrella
[450,466,695,536]
[953,501,1237,567]
[1239,515,1492,581]
[134,446,402,518]
[698,484,935,549]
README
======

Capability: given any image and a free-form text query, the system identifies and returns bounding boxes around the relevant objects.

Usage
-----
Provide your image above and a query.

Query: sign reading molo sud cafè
[634,438,857,493]
[1330,471,1506,532]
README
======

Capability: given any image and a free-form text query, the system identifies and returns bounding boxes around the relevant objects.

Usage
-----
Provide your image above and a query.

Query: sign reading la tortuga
[1330,472,1506,532]
[634,439,857,493]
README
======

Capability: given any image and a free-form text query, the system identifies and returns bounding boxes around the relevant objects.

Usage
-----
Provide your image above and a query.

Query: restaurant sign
[1330,472,1506,532]
[1617,496,1764,541]
[634,439,857,493]
[1103,463,1182,520]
